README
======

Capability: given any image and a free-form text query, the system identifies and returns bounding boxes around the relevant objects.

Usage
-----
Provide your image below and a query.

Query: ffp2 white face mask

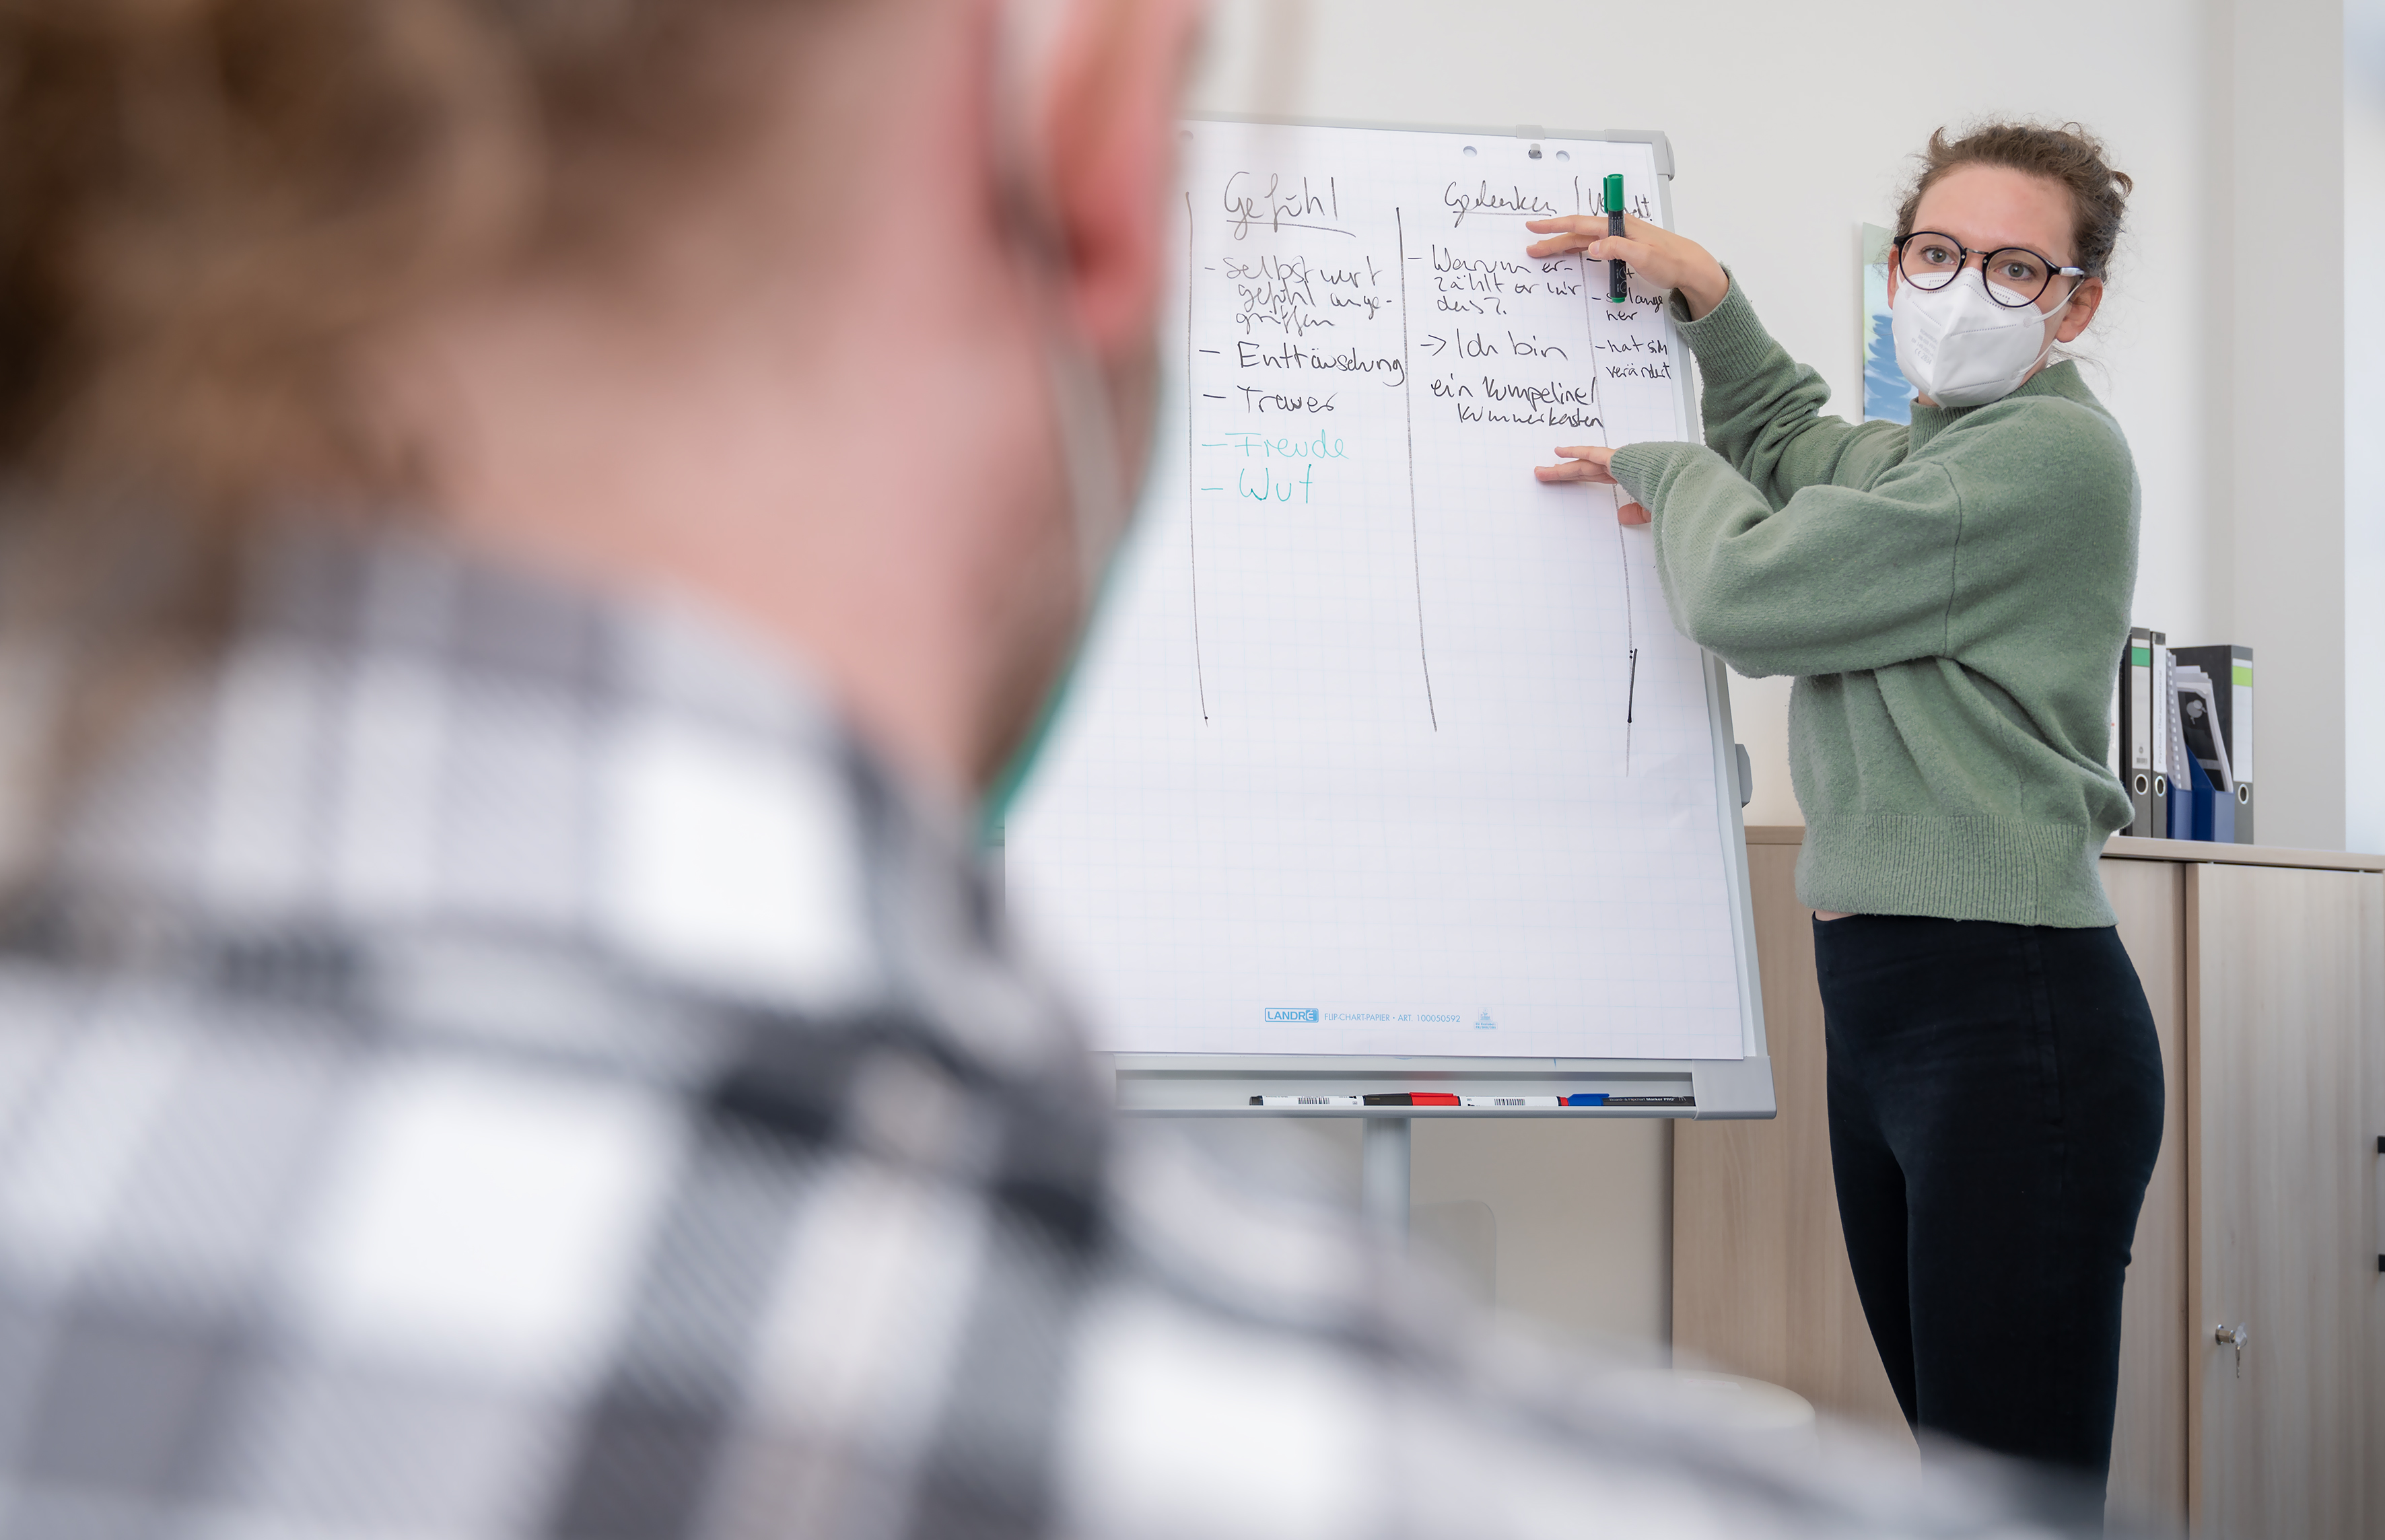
[1890,271,2075,409]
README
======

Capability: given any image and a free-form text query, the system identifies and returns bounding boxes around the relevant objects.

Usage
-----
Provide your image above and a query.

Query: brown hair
[1894,120,2133,277]
[0,0,819,839]
[0,0,812,526]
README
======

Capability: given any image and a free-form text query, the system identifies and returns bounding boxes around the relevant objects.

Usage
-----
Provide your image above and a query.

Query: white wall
[2349,0,2385,855]
[1181,0,2357,1348]
[2219,0,2347,851]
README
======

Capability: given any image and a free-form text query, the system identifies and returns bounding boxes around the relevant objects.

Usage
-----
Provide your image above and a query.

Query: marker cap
[1603,173,1625,214]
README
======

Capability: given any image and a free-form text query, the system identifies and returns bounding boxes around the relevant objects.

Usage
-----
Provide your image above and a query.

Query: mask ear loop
[989,0,1133,602]
[977,0,1142,834]
[2014,278,2084,384]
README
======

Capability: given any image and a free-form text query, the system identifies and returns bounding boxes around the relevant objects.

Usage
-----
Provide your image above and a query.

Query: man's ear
[1036,0,1202,353]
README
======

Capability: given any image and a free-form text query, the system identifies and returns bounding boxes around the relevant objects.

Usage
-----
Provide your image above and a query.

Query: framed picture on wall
[1862,222,1916,424]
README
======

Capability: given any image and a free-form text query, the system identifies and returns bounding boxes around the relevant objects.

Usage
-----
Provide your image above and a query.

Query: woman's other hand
[1533,445,1649,524]
[1523,214,1729,320]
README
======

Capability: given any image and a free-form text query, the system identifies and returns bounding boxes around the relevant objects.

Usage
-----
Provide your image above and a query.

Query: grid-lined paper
[1008,122,1743,1061]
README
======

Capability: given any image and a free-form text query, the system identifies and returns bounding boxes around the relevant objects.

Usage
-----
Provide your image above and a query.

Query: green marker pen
[1604,173,1628,303]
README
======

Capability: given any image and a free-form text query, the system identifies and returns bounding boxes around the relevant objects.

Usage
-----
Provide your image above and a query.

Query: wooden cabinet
[1675,832,2384,1537]
[2106,855,2190,1525]
[2186,863,2383,1537]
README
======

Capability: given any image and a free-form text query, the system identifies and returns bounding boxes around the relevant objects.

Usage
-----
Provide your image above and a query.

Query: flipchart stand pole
[1360,1115,1412,1241]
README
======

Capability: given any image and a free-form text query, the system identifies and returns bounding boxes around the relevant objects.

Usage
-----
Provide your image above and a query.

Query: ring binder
[2172,643,2253,843]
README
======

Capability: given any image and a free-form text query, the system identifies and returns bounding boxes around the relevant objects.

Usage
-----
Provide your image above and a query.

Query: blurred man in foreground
[0,1,2105,1535]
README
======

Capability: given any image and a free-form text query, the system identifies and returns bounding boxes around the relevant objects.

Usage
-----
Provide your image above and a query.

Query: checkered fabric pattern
[0,530,2092,1539]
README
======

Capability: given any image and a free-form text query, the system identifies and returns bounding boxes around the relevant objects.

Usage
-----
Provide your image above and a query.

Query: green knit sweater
[1610,278,2139,928]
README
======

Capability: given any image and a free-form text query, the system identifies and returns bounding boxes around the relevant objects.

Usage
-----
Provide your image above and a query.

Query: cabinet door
[2189,865,2382,1538]
[2104,858,2188,1533]
[2373,882,2385,1540]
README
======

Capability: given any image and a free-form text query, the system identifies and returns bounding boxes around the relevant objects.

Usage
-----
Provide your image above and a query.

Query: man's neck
[372,247,1070,808]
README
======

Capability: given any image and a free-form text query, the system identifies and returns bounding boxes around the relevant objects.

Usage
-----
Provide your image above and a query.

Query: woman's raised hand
[1522,213,1729,320]
[1533,446,1649,524]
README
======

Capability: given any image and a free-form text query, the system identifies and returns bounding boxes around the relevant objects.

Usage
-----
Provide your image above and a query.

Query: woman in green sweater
[1523,123,2162,1504]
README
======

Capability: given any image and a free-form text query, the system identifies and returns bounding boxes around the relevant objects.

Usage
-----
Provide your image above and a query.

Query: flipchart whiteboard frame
[1055,117,1774,1120]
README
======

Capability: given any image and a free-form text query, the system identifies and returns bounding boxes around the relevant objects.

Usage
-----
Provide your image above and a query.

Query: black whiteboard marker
[1604,173,1628,303]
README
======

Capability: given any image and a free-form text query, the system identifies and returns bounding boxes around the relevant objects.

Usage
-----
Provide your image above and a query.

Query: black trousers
[1813,914,2164,1490]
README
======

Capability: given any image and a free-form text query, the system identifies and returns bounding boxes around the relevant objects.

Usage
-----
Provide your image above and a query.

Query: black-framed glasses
[1894,231,2087,310]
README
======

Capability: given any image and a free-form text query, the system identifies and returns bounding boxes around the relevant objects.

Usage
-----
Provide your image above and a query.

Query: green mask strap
[973,0,1152,851]
[975,503,1143,845]
[978,629,1087,849]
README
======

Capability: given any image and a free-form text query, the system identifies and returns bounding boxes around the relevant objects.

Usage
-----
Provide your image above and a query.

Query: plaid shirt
[0,530,2092,1539]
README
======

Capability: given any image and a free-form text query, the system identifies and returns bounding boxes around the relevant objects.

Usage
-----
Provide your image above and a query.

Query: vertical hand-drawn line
[1574,236,1634,773]
[1394,205,1439,732]
[1185,191,1210,721]
[1618,518,1638,779]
